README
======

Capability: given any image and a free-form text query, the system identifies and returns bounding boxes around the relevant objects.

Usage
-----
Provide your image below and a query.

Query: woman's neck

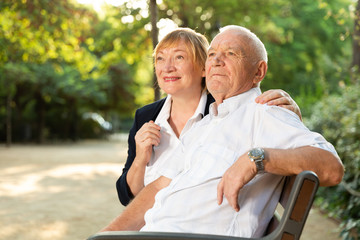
[168,91,202,138]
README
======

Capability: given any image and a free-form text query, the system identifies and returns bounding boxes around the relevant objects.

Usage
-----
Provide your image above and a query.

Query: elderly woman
[116,28,301,206]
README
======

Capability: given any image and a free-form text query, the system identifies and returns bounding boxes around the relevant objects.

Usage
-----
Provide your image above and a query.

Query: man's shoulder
[253,103,301,122]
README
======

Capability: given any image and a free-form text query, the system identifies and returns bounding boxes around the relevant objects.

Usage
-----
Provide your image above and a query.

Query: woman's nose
[164,59,176,72]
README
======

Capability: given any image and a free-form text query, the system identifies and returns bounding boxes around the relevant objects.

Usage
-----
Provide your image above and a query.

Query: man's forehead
[209,32,246,51]
[208,39,246,56]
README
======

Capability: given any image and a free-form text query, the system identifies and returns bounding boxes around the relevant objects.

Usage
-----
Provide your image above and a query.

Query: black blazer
[116,94,215,205]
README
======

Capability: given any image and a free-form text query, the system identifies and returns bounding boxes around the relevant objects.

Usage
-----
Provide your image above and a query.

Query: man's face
[205,30,257,103]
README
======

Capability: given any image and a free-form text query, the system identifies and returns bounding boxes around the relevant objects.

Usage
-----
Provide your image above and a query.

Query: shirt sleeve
[253,104,338,156]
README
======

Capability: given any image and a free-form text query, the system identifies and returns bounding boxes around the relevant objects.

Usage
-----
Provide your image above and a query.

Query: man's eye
[228,52,235,56]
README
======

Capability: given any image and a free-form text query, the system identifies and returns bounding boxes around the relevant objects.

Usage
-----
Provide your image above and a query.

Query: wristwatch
[248,147,265,173]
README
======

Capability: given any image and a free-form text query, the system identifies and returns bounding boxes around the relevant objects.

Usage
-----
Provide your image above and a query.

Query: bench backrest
[264,171,319,240]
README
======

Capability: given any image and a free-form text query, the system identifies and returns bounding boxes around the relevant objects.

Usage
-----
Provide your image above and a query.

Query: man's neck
[213,86,257,106]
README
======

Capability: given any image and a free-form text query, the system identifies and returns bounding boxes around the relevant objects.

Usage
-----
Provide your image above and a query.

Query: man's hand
[255,89,302,121]
[217,153,257,212]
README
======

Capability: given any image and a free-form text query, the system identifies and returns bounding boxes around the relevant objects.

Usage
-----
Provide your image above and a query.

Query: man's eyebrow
[207,46,246,56]
[228,46,245,54]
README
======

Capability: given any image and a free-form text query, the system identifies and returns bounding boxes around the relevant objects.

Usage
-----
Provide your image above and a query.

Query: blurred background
[0,0,359,239]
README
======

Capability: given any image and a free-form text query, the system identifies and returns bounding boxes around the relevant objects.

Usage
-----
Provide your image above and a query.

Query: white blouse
[143,92,208,186]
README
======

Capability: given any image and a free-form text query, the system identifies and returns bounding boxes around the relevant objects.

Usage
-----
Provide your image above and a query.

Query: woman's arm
[116,115,139,206]
[116,99,166,206]
[126,121,161,197]
[103,176,171,231]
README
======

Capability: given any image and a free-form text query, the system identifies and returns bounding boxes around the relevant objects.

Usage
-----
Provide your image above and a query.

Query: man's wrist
[248,147,265,173]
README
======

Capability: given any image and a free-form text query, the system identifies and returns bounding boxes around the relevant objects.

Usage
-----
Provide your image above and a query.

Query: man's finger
[217,179,224,205]
[225,192,240,212]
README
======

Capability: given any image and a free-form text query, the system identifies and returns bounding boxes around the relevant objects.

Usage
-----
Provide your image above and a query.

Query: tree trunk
[352,0,360,83]
[6,91,12,147]
[150,0,161,101]
[70,99,79,142]
[36,94,45,144]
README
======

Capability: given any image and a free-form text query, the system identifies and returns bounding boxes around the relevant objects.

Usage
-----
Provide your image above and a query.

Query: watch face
[250,148,264,159]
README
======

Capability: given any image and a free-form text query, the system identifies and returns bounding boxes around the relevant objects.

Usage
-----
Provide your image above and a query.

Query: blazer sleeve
[116,110,138,205]
[116,98,167,206]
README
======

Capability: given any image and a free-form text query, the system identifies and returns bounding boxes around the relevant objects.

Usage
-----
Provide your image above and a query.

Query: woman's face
[155,39,205,97]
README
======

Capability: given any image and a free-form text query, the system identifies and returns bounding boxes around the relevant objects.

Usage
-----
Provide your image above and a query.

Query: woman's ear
[253,60,267,85]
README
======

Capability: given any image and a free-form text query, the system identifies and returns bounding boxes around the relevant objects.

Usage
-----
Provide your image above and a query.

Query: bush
[306,84,360,240]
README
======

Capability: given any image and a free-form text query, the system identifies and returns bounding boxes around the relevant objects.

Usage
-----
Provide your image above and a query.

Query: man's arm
[263,146,343,186]
[217,146,344,211]
[102,176,171,231]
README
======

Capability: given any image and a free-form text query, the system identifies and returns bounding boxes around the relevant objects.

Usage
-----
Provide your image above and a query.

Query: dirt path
[0,138,342,240]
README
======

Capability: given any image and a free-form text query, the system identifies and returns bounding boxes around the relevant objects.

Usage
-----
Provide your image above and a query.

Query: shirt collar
[155,95,172,124]
[209,87,262,118]
[155,92,208,125]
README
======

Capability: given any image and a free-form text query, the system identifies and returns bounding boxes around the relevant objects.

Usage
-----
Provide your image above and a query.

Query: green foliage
[0,0,357,142]
[306,84,360,240]
[159,0,354,106]
[0,0,142,142]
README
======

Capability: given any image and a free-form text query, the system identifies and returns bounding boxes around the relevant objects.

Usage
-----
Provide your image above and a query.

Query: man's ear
[253,60,267,85]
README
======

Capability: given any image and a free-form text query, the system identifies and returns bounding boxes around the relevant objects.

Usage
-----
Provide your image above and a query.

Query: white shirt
[144,92,208,186]
[141,87,338,237]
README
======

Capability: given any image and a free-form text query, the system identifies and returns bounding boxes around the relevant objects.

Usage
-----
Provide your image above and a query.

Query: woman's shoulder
[137,97,166,113]
[135,97,167,121]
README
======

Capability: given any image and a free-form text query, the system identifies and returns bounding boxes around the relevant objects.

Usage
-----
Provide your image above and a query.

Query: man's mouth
[211,73,225,78]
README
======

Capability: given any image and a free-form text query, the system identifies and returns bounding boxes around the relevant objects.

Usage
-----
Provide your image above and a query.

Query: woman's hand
[255,89,302,121]
[127,121,161,196]
[134,120,161,166]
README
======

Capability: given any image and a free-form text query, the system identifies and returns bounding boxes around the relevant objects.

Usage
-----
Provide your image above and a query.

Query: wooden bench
[88,171,319,240]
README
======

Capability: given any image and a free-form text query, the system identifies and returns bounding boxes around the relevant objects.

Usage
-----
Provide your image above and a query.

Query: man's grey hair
[219,25,268,64]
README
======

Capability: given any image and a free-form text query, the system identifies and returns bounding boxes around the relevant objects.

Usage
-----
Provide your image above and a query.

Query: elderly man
[100,25,343,238]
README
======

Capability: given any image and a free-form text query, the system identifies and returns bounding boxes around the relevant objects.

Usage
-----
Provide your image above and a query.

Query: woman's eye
[156,56,164,61]
[228,52,235,56]
[176,55,184,60]
[208,52,215,57]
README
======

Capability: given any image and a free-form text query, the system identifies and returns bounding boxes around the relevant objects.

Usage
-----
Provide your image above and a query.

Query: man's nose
[212,53,224,66]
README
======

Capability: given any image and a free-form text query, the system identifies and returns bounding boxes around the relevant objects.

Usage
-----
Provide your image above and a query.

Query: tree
[150,0,161,101]
[0,0,98,143]
[352,0,360,83]
[0,0,139,143]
